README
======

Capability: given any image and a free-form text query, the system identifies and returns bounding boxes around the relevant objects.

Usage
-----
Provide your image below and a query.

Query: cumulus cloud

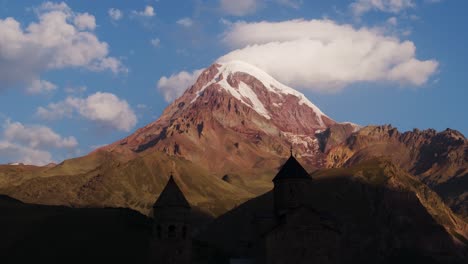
[351,0,415,17]
[220,0,259,16]
[89,57,127,73]
[0,1,125,92]
[26,79,57,94]
[73,13,96,30]
[133,5,155,17]
[36,99,75,120]
[108,8,123,21]
[177,18,193,27]
[217,19,438,91]
[157,69,204,102]
[37,92,137,132]
[38,1,69,12]
[3,120,77,149]
[0,141,53,165]
[0,119,78,165]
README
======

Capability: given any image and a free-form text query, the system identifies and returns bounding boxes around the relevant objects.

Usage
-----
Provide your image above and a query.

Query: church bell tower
[149,175,191,264]
[272,152,312,216]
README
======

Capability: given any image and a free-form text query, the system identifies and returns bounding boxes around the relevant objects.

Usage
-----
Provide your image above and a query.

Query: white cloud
[108,8,123,21]
[74,93,137,131]
[387,58,437,84]
[217,19,438,91]
[0,141,53,165]
[38,1,70,12]
[37,92,137,132]
[157,69,204,102]
[26,79,57,94]
[151,38,161,47]
[89,57,127,74]
[133,5,155,17]
[177,17,193,27]
[74,13,96,30]
[0,119,78,165]
[36,99,75,120]
[3,120,77,149]
[0,2,125,92]
[143,6,155,16]
[220,0,260,16]
[351,0,415,17]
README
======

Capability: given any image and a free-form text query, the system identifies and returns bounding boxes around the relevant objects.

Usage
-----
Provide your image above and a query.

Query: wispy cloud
[387,16,398,26]
[132,5,155,17]
[26,79,57,94]
[350,0,415,17]
[151,38,161,47]
[177,17,194,27]
[108,8,123,21]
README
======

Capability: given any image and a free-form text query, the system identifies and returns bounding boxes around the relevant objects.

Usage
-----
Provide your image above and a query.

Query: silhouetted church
[258,154,340,264]
[149,175,191,264]
[272,153,312,216]
[148,154,339,264]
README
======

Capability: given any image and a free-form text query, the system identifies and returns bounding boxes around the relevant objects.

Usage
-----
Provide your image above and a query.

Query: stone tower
[149,175,191,264]
[272,153,312,216]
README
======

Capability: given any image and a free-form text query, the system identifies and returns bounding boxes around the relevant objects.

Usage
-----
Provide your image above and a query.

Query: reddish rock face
[103,61,339,170]
[321,124,468,219]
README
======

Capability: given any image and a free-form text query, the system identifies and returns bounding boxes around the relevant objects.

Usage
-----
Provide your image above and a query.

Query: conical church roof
[153,175,190,208]
[272,155,311,182]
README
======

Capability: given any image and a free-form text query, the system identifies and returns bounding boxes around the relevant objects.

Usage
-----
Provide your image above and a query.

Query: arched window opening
[168,225,176,238]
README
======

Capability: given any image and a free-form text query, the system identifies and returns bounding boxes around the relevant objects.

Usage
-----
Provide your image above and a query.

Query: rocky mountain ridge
[319,124,468,219]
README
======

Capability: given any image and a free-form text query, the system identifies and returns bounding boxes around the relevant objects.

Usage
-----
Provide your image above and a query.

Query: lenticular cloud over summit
[218,19,438,92]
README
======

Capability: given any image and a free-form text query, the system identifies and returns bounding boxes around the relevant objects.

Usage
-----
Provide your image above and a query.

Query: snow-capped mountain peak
[106,60,337,164]
[191,60,329,126]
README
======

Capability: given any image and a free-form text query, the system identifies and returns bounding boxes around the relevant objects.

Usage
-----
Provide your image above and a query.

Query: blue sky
[0,0,467,165]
